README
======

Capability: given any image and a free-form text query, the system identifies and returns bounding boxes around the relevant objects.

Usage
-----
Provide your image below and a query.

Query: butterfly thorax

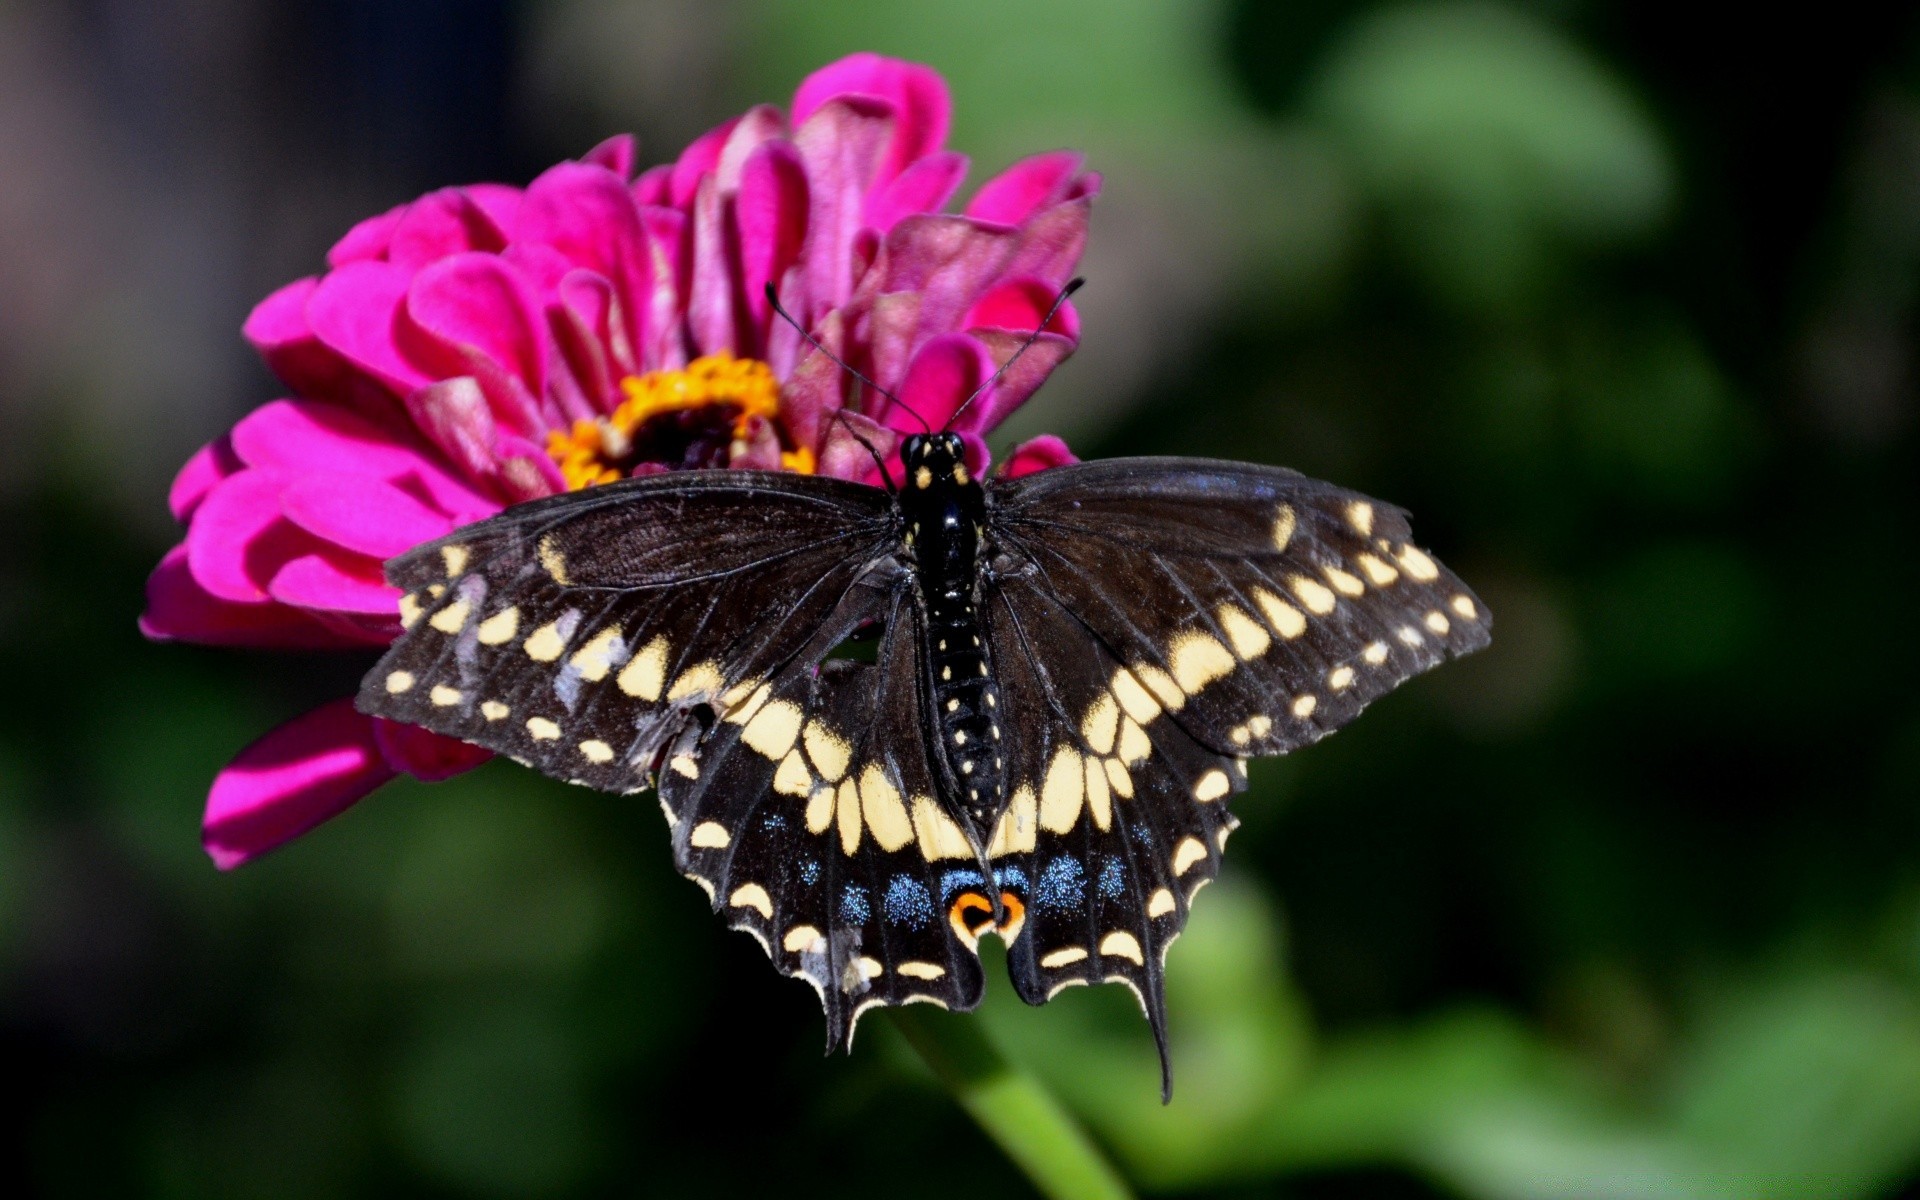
[898,434,1005,831]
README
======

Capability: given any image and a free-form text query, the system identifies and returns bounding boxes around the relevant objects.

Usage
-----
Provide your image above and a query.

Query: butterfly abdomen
[899,437,1006,828]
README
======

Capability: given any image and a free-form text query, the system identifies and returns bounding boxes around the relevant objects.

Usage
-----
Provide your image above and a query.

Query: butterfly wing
[980,457,1488,1094]
[658,585,993,1045]
[988,457,1491,760]
[356,470,895,793]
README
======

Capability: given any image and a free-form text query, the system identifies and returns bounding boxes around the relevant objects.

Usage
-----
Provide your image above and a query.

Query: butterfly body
[357,449,1490,1096]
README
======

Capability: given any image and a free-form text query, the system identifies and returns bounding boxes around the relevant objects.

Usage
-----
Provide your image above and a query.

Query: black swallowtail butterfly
[355,429,1489,1097]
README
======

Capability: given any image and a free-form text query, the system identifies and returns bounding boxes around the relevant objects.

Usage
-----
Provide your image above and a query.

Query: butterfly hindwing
[660,586,990,1043]
[989,457,1490,760]
[356,471,894,792]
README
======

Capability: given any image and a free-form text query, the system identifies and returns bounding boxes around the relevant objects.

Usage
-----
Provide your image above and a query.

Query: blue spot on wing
[840,884,870,925]
[939,868,985,903]
[1033,856,1086,913]
[883,876,934,928]
[799,859,820,886]
[1097,857,1125,900]
[993,864,1029,893]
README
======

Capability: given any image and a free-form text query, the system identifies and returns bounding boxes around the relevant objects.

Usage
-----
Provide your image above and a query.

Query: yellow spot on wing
[1118,717,1152,767]
[1080,694,1119,755]
[398,593,424,629]
[429,684,462,707]
[1136,664,1186,711]
[480,700,509,721]
[385,671,415,694]
[1271,504,1297,550]
[1039,746,1086,834]
[1194,768,1231,802]
[1328,666,1355,690]
[1103,757,1134,798]
[1147,889,1176,918]
[1083,755,1113,831]
[899,961,946,980]
[1397,545,1439,581]
[988,786,1038,856]
[581,740,615,764]
[526,717,561,740]
[913,795,973,861]
[476,606,520,645]
[803,722,852,781]
[1324,566,1366,597]
[617,636,669,700]
[1363,641,1389,664]
[524,620,567,662]
[1110,670,1163,724]
[429,597,470,633]
[669,753,698,778]
[1290,575,1337,615]
[1425,611,1451,635]
[1356,554,1398,586]
[1252,587,1307,638]
[569,626,626,681]
[1346,501,1374,536]
[836,777,862,855]
[1217,603,1271,659]
[773,750,812,797]
[741,699,804,759]
[1451,594,1478,619]
[730,884,772,918]
[1040,947,1089,969]
[859,765,913,852]
[1172,837,1209,876]
[1099,931,1145,964]
[1170,631,1235,694]
[667,661,724,700]
[441,545,469,576]
[537,535,571,584]
[689,821,731,849]
[805,786,834,834]
[783,925,823,953]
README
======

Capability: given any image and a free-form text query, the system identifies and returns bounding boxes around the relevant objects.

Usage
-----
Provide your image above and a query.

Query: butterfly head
[901,433,969,489]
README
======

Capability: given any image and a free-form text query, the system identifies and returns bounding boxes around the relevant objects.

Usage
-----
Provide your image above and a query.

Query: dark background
[5,1,1920,1196]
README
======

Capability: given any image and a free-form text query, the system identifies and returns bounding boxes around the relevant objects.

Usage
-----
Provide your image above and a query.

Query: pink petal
[306,260,431,395]
[386,188,509,270]
[633,164,672,207]
[169,435,243,522]
[269,549,403,616]
[779,309,851,450]
[231,399,483,521]
[965,277,1081,339]
[279,472,456,560]
[141,544,352,649]
[582,133,636,179]
[894,334,993,433]
[373,720,492,782]
[518,162,655,359]
[327,202,407,266]
[244,277,364,399]
[489,433,567,502]
[736,140,810,342]
[203,699,398,869]
[669,117,740,207]
[715,105,787,193]
[1001,434,1078,478]
[405,252,549,398]
[406,377,505,489]
[187,470,305,603]
[685,177,738,357]
[792,53,950,183]
[965,151,1085,226]
[795,96,894,314]
[963,328,1075,433]
[816,409,901,483]
[464,184,524,240]
[868,151,968,231]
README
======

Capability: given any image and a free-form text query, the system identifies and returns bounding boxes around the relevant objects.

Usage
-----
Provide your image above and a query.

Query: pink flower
[143,53,1094,870]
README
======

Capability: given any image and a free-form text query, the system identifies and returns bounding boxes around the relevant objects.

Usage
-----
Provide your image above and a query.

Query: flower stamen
[547,352,812,488]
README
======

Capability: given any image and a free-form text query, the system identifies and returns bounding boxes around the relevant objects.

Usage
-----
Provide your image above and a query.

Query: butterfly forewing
[357,471,894,793]
[989,457,1490,760]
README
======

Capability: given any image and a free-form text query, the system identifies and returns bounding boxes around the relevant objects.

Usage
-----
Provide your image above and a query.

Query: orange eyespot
[947,890,1027,950]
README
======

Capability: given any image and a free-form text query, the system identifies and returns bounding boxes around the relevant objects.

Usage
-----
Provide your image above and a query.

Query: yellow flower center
[545,352,815,490]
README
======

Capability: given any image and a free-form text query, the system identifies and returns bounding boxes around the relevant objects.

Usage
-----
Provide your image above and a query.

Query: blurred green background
[6,1,1920,1196]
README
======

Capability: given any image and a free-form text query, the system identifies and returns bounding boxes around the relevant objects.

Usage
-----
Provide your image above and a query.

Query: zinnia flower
[143,54,1097,869]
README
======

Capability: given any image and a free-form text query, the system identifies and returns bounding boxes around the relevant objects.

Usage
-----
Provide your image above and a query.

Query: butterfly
[355,430,1488,1095]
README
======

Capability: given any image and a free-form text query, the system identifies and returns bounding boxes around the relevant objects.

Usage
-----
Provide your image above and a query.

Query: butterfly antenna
[943,277,1083,432]
[765,283,929,434]
[824,407,898,496]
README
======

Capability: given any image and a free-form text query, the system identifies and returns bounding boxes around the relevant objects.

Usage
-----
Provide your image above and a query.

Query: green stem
[892,1007,1134,1200]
